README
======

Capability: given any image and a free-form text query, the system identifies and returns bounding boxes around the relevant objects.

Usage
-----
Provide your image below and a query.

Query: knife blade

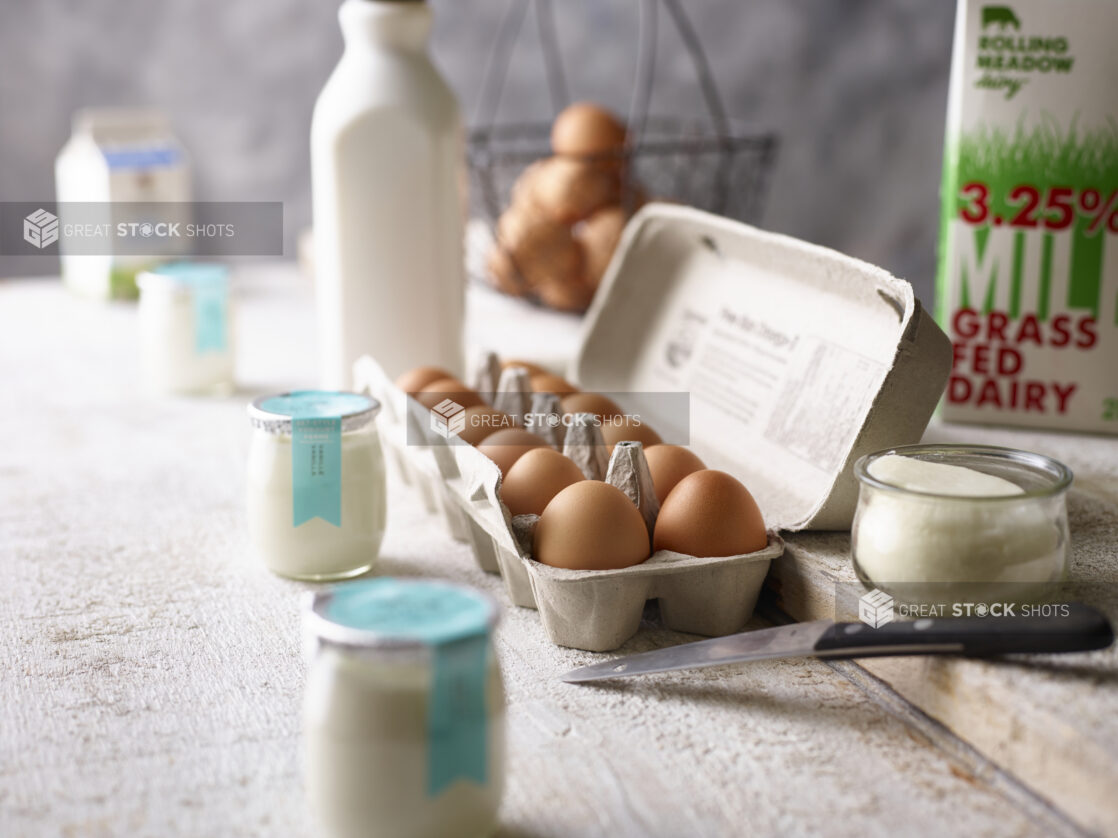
[561,604,1114,683]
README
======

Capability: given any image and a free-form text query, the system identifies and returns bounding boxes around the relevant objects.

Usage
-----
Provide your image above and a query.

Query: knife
[561,604,1114,683]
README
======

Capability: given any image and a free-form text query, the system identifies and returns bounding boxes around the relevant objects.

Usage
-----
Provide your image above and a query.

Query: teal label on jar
[324,578,493,796]
[152,262,229,354]
[259,391,373,529]
[191,275,227,353]
[291,416,342,527]
[428,635,489,796]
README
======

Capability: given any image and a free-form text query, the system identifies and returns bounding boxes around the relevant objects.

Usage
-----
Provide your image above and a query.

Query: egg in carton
[359,352,567,575]
[355,353,785,652]
[373,363,479,545]
[505,440,784,651]
[359,353,539,570]
[356,203,954,651]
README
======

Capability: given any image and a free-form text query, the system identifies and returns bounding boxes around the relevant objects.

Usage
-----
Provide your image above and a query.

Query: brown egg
[530,373,579,396]
[576,205,627,288]
[500,448,585,516]
[420,376,466,392]
[495,202,538,248]
[501,358,550,377]
[534,480,650,570]
[551,102,627,166]
[530,157,621,224]
[477,428,550,476]
[508,160,549,210]
[396,365,454,394]
[496,209,585,290]
[653,470,767,558]
[599,417,662,451]
[458,405,514,446]
[561,392,623,420]
[644,445,707,503]
[486,245,525,297]
[534,273,596,313]
[415,378,485,410]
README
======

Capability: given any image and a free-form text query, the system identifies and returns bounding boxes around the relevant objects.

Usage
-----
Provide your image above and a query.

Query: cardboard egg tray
[356,355,782,652]
[355,204,953,651]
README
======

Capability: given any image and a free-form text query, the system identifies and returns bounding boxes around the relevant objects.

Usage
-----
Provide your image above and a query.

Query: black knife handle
[814,604,1113,659]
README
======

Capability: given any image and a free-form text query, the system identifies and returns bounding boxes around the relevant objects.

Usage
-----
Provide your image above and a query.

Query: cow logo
[982,6,1020,29]
[23,208,59,249]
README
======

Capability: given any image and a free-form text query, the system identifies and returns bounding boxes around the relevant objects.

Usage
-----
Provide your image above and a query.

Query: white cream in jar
[138,263,234,394]
[852,445,1071,602]
[304,579,505,838]
[247,391,386,580]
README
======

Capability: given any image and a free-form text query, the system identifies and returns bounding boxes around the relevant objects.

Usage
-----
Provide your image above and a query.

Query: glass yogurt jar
[137,263,234,395]
[304,579,505,838]
[852,444,1072,604]
[246,391,386,580]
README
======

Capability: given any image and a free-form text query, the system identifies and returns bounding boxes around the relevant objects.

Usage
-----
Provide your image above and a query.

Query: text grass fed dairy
[937,0,1118,433]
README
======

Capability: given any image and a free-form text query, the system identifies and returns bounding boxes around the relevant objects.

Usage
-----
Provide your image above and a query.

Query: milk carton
[937,0,1118,434]
[55,109,191,299]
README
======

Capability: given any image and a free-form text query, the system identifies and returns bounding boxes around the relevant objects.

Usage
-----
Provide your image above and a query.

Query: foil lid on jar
[247,390,380,435]
[305,577,499,651]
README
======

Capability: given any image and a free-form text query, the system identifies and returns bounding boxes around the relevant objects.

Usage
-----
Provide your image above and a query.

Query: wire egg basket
[466,0,779,312]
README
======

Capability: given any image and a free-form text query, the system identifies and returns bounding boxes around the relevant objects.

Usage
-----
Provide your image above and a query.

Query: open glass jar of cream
[137,263,234,395]
[246,391,386,580]
[304,579,505,838]
[852,445,1072,604]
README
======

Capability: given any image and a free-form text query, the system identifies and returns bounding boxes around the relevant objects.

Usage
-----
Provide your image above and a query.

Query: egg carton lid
[570,204,952,531]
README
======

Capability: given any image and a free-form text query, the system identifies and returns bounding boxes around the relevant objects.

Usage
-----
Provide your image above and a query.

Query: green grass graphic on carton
[937,116,1118,323]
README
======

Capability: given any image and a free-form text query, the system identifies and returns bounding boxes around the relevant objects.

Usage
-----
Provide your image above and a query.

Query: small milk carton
[55,109,191,299]
[937,0,1118,434]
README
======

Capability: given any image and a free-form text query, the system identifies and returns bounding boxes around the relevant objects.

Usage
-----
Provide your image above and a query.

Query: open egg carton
[355,204,954,651]
[357,354,781,652]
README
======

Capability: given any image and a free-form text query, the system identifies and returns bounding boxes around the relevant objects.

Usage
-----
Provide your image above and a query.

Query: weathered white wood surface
[771,424,1118,836]
[0,270,1098,837]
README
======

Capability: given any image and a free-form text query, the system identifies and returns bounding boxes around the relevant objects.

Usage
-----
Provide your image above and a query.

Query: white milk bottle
[312,0,466,388]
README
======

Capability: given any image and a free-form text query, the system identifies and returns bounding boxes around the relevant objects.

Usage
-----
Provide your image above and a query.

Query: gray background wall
[0,0,955,306]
